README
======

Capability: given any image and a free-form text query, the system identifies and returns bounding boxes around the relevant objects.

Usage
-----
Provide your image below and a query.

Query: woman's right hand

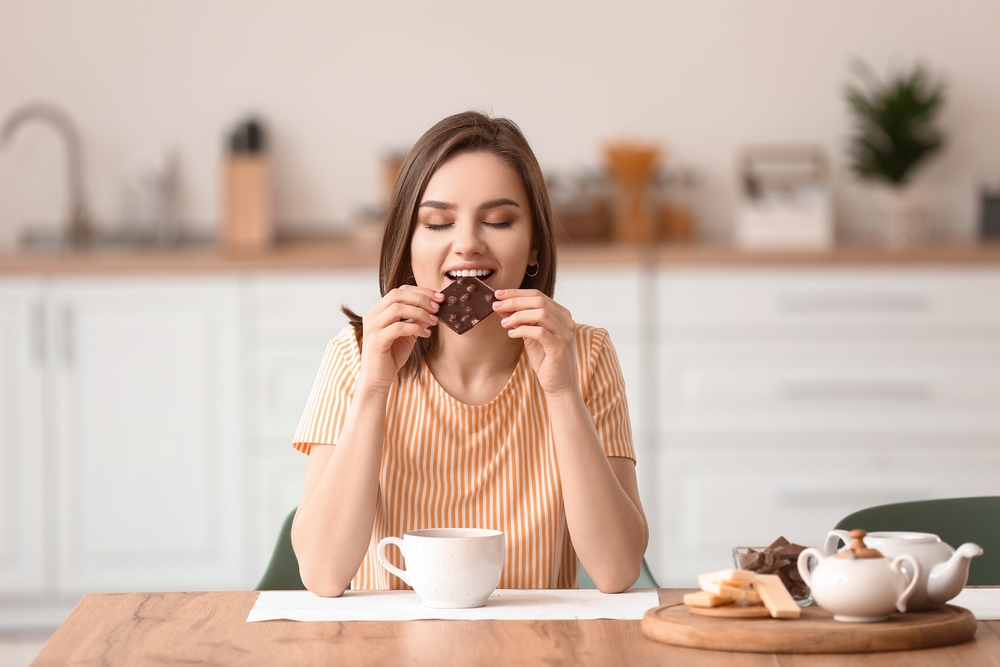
[359,285,443,389]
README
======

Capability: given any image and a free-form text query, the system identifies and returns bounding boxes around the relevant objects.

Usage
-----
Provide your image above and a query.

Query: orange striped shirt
[292,323,635,590]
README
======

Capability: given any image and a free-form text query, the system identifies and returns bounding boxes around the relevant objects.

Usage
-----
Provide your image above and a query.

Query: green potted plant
[846,62,945,246]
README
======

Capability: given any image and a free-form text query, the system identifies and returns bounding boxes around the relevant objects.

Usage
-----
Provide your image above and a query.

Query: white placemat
[950,588,1000,620]
[247,588,660,622]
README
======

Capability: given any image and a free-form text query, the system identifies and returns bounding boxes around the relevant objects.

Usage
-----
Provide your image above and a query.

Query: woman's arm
[291,285,443,597]
[494,290,648,593]
[545,390,648,593]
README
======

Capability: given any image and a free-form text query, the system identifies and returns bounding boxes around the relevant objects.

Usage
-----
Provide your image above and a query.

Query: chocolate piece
[734,537,811,602]
[437,276,496,335]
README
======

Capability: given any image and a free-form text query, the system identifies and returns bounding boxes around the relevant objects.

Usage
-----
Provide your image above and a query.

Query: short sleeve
[291,326,362,455]
[578,326,636,462]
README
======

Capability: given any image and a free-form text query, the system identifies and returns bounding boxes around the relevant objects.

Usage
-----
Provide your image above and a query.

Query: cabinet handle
[777,293,928,314]
[777,380,931,401]
[31,300,46,365]
[60,305,74,367]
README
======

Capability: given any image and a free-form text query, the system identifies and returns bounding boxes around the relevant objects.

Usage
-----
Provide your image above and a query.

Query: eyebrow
[419,198,521,211]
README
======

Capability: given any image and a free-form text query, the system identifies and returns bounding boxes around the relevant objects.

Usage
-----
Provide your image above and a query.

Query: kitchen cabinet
[0,280,47,596]
[49,277,244,594]
[241,271,380,581]
[650,267,1000,586]
[4,248,1000,630]
[0,276,244,611]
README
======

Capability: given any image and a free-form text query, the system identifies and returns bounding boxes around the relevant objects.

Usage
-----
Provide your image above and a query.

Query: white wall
[1,0,998,248]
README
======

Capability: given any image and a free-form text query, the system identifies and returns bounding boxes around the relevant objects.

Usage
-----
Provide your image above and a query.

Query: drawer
[648,439,1000,587]
[657,344,1000,432]
[657,268,1000,327]
[249,271,381,333]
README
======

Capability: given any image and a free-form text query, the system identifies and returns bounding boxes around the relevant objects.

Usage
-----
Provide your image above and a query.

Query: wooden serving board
[642,603,977,654]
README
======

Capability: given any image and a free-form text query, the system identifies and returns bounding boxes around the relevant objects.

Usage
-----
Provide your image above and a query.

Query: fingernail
[494,290,505,298]
[492,301,502,309]
[434,292,444,299]
[430,314,439,323]
[501,317,509,326]
[430,301,439,311]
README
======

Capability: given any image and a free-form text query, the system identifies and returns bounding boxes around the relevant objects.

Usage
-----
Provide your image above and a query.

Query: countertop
[3,237,1000,276]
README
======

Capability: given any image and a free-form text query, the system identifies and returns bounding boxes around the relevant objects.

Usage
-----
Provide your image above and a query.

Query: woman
[291,111,648,596]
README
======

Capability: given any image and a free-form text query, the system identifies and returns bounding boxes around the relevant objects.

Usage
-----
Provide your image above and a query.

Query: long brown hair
[343,111,558,370]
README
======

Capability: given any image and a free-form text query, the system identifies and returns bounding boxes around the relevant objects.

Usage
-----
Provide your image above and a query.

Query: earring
[525,263,539,277]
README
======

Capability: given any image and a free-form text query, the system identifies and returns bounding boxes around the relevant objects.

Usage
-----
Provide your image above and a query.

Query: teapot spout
[927,543,984,604]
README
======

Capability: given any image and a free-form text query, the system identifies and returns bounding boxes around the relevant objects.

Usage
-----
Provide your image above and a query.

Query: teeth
[449,269,492,278]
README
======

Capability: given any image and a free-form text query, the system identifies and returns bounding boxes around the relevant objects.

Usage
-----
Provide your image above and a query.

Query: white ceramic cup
[376,528,505,608]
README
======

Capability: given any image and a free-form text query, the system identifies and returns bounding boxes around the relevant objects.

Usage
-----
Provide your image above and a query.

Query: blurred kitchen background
[3,0,1000,657]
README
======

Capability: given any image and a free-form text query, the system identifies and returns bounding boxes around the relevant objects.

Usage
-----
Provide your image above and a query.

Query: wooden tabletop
[30,590,1000,666]
[4,237,1000,276]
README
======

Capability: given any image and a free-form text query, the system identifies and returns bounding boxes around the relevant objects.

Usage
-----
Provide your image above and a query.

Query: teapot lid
[836,529,883,559]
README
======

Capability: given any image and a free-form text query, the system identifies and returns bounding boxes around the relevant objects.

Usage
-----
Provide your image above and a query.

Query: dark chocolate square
[438,276,496,335]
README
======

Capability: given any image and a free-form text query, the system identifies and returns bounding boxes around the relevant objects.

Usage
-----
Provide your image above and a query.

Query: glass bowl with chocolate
[733,536,812,606]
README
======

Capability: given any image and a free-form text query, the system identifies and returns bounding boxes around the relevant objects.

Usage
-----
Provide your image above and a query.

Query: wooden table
[31,590,1000,666]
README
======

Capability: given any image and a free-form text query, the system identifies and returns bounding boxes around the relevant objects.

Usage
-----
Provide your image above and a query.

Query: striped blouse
[292,323,635,590]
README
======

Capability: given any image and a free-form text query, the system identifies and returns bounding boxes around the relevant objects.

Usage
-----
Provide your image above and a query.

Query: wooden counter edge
[4,239,1000,276]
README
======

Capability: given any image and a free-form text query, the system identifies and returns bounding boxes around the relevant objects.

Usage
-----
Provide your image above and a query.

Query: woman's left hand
[493,289,578,396]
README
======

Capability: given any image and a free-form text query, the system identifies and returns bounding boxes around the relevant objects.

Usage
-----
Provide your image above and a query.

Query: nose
[451,219,486,256]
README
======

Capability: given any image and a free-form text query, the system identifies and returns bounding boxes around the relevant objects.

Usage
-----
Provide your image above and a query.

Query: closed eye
[485,221,514,229]
[423,222,453,231]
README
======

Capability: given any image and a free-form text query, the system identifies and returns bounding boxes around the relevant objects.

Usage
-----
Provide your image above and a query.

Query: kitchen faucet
[1,102,93,247]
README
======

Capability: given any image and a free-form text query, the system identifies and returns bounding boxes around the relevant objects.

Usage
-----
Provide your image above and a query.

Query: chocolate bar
[438,276,496,335]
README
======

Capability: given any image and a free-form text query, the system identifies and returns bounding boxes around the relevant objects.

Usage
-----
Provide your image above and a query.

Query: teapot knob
[837,529,883,559]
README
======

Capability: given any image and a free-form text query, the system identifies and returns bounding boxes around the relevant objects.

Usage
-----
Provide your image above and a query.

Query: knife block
[222,155,272,252]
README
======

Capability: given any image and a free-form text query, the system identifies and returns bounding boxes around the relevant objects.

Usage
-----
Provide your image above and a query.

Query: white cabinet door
[50,277,243,593]
[0,280,47,595]
[248,272,381,442]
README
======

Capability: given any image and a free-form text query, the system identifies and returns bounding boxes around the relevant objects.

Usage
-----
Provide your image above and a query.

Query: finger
[493,288,543,300]
[491,295,548,315]
[497,302,576,333]
[383,321,433,341]
[374,303,439,329]
[499,308,564,333]
[376,286,444,316]
[506,324,559,346]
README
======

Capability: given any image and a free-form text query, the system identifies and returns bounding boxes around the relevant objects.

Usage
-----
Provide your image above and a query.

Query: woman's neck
[425,320,523,406]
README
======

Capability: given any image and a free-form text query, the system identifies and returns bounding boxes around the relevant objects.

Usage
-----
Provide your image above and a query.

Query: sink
[18,225,216,253]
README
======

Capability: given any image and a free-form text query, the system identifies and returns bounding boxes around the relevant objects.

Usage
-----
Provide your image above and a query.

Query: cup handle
[376,536,409,587]
[891,554,922,614]
[824,529,851,556]
[797,547,823,590]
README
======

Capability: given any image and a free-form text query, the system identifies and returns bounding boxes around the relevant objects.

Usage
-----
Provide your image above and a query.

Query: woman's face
[410,151,536,293]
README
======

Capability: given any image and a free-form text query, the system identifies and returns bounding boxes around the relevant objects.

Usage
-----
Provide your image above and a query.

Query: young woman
[291,111,648,596]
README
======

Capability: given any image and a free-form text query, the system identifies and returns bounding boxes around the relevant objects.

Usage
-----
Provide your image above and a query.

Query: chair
[834,496,1000,585]
[257,509,306,591]
[257,508,660,590]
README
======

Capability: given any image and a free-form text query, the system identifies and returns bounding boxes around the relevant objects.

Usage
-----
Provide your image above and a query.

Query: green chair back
[257,509,306,591]
[257,508,660,590]
[834,496,1000,585]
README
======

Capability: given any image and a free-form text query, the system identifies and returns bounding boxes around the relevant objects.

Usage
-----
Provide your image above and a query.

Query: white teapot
[825,530,983,611]
[798,529,921,623]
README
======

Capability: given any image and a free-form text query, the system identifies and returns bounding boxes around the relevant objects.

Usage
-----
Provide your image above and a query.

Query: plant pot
[871,185,930,248]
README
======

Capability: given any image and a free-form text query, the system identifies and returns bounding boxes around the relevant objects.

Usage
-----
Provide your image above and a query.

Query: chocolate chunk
[734,537,811,602]
[437,276,496,335]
